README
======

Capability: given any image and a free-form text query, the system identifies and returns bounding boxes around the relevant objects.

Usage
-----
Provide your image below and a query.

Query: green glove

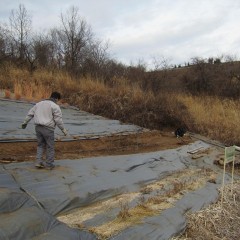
[21,123,27,129]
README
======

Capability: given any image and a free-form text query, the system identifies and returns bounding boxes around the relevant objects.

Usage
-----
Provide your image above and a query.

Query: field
[1,64,240,239]
[1,96,240,239]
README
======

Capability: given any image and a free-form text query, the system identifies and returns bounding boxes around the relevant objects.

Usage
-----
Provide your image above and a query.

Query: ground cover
[1,97,239,239]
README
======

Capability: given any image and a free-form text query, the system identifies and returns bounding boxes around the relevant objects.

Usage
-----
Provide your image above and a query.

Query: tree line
[1,4,240,99]
[0,4,131,81]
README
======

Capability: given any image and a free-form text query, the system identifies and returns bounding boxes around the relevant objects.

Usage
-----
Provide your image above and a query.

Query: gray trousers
[35,125,55,166]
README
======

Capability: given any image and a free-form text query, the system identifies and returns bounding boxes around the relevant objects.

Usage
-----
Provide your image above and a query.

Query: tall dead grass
[0,65,27,90]
[175,94,240,145]
[1,65,240,145]
[0,65,80,101]
[172,180,240,240]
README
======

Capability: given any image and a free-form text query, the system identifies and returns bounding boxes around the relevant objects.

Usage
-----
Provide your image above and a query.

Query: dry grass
[57,193,141,227]
[58,169,217,239]
[2,65,240,145]
[90,204,155,239]
[117,201,131,219]
[172,180,240,240]
[13,70,76,101]
[175,94,240,145]
[4,89,11,98]
[14,92,21,100]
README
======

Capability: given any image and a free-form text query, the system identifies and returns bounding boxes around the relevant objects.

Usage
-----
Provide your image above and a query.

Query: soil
[0,130,193,163]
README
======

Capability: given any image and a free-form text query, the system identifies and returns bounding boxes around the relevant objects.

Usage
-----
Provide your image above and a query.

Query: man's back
[33,100,60,129]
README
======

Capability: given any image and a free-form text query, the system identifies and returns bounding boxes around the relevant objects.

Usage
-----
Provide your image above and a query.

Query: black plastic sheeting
[0,141,230,240]
[0,165,97,240]
[0,99,143,142]
[2,143,193,216]
[113,183,220,240]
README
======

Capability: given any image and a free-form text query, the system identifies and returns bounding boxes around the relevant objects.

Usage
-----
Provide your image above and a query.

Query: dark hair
[50,92,61,100]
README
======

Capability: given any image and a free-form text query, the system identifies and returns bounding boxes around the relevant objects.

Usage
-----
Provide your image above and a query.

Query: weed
[137,195,147,209]
[117,201,131,220]
[4,90,11,99]
[140,186,153,194]
[14,92,21,100]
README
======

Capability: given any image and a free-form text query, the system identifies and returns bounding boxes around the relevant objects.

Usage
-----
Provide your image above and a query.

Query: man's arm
[53,105,68,135]
[22,105,36,128]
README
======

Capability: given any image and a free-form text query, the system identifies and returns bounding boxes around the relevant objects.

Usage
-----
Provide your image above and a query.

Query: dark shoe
[45,164,55,170]
[35,163,45,169]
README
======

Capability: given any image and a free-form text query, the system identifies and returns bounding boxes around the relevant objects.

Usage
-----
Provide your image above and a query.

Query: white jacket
[24,99,65,131]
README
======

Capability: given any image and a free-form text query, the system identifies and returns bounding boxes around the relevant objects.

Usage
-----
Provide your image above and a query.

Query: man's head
[50,92,61,101]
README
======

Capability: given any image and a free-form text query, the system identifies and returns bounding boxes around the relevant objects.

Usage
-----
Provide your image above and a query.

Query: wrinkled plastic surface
[0,141,227,240]
[0,165,97,240]
[0,99,142,141]
[113,183,219,240]
[0,99,228,240]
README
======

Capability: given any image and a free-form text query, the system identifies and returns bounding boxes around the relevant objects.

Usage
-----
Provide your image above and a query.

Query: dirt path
[0,130,192,163]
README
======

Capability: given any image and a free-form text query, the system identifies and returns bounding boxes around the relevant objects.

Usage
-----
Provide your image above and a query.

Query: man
[21,92,68,169]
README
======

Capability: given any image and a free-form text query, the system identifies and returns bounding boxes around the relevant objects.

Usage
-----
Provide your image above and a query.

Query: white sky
[0,0,240,69]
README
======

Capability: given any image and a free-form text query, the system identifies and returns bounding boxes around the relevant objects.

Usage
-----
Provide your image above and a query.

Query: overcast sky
[0,0,240,69]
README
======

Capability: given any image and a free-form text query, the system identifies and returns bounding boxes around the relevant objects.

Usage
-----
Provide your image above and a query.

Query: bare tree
[9,4,32,64]
[48,28,65,69]
[0,25,7,60]
[151,56,172,71]
[30,34,55,69]
[82,40,111,79]
[0,23,16,61]
[141,56,172,92]
[58,6,93,76]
